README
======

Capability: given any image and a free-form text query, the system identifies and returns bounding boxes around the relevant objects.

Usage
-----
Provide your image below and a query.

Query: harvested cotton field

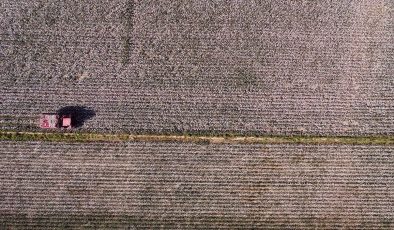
[0,141,393,229]
[1,0,393,135]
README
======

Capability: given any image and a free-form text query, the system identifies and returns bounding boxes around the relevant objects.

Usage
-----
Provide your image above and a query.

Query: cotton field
[0,0,393,228]
[1,141,393,228]
[1,0,392,135]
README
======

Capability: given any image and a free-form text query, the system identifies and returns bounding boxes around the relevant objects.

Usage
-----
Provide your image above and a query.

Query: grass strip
[0,131,393,145]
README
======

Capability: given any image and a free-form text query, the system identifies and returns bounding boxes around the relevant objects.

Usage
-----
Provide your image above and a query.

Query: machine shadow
[57,106,96,128]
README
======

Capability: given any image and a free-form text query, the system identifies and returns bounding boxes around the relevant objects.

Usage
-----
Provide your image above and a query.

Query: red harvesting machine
[40,113,72,129]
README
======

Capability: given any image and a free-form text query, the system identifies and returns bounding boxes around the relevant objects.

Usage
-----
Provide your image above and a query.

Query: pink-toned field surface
[1,0,393,228]
[1,141,393,229]
[1,0,393,135]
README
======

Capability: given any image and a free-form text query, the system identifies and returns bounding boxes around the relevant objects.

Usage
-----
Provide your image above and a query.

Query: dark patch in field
[122,0,135,64]
[57,106,96,128]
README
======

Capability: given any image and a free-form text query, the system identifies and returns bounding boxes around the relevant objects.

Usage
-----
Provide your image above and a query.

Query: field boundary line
[1,131,393,145]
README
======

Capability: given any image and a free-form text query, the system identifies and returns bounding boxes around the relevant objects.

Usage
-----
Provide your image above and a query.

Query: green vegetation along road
[1,131,393,146]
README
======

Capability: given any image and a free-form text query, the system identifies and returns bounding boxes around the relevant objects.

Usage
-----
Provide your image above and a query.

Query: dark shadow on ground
[57,106,96,128]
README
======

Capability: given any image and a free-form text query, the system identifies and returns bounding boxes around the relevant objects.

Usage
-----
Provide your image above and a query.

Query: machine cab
[40,113,72,129]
